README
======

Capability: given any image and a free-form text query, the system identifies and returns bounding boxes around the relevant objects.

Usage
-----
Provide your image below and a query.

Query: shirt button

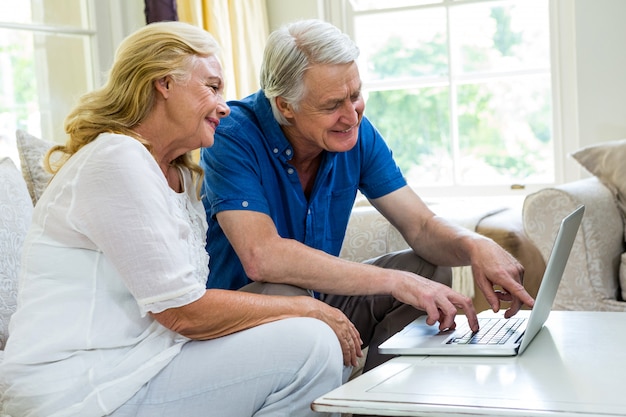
[287,168,294,174]
[273,148,279,154]
[242,201,249,207]
[285,149,292,156]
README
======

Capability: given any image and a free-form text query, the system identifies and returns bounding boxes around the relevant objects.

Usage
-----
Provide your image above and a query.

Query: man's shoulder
[357,116,379,140]
[215,91,282,152]
[221,90,269,125]
[220,97,258,130]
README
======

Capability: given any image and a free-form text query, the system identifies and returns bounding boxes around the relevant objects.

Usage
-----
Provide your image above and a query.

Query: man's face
[280,62,365,154]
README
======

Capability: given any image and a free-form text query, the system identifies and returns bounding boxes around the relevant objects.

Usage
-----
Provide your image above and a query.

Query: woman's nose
[217,96,230,118]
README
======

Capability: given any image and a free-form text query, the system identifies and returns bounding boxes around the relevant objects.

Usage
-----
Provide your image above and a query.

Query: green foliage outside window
[360,4,552,186]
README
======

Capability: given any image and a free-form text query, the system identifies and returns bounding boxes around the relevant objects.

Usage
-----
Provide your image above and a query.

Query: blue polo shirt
[201,90,406,290]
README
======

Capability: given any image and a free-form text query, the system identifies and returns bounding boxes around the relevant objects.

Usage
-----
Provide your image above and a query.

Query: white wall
[553,0,626,181]
[266,0,321,30]
[574,0,626,147]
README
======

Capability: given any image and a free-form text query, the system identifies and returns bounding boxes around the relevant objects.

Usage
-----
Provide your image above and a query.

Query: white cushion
[0,157,32,350]
[572,139,626,234]
[16,129,55,205]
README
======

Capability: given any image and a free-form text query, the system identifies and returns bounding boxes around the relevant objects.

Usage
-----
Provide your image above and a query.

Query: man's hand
[390,271,480,333]
[470,238,535,318]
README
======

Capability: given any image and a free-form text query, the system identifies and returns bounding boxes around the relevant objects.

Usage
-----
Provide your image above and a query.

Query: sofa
[0,130,546,391]
[0,130,417,370]
[0,157,32,356]
[523,139,626,311]
[0,130,50,366]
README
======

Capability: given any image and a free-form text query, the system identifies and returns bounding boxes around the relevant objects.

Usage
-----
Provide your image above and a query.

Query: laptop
[378,204,584,356]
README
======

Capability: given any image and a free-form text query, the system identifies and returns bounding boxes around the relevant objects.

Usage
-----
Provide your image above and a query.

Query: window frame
[0,0,142,148]
[322,0,579,197]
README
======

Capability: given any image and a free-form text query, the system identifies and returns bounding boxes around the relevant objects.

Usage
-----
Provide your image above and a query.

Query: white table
[312,311,626,416]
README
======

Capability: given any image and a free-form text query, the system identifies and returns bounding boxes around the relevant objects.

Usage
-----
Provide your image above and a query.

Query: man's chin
[336,136,359,152]
[326,132,358,152]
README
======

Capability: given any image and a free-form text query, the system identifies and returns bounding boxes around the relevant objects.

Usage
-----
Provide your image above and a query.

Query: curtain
[145,0,178,23]
[176,0,269,100]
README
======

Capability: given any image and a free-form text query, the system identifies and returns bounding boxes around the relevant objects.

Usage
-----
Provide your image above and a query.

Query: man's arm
[216,209,478,332]
[370,185,535,317]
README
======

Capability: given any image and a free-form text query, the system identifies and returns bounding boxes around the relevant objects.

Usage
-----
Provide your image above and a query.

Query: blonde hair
[46,21,220,194]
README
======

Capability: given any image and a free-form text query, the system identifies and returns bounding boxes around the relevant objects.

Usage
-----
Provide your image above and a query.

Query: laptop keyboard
[447,317,525,345]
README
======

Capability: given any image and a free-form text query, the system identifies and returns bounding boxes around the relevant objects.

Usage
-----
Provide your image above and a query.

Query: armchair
[523,177,626,311]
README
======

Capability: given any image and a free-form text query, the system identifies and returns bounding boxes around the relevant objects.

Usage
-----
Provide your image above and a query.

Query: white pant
[109,317,343,417]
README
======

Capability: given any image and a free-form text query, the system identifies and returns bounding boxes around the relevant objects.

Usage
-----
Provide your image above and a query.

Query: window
[0,0,95,163]
[0,0,139,165]
[347,0,554,197]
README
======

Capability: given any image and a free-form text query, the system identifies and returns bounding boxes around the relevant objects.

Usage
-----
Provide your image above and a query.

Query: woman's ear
[154,76,170,98]
[275,96,294,119]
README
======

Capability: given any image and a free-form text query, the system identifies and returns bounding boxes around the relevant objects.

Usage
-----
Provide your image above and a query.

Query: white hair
[260,19,360,125]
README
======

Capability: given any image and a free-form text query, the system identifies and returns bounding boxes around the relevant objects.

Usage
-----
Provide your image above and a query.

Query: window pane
[350,0,442,12]
[364,87,453,185]
[457,76,553,185]
[0,0,94,165]
[1,0,89,28]
[354,8,448,82]
[353,0,553,194]
[0,27,94,162]
[450,0,550,74]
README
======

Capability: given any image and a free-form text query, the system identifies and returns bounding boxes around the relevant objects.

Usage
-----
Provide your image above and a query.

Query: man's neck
[290,153,322,199]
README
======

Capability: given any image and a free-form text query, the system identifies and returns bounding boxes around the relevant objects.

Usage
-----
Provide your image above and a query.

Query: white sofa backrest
[0,157,33,351]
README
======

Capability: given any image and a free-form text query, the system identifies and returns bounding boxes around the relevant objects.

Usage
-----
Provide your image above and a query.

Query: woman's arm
[150,289,363,366]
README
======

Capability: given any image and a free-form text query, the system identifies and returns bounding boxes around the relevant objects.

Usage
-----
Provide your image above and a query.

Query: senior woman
[0,21,348,417]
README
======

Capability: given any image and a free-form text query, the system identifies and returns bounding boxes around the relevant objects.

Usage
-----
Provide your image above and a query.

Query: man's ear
[154,76,170,98]
[275,96,294,119]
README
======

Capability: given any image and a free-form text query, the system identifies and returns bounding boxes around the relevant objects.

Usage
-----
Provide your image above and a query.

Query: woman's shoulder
[85,133,155,167]
[58,133,161,189]
[89,132,150,154]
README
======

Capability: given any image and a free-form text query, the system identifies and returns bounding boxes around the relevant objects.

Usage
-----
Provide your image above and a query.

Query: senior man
[200,19,534,373]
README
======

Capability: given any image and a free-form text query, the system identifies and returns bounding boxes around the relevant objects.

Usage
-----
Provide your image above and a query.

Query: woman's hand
[306,298,363,367]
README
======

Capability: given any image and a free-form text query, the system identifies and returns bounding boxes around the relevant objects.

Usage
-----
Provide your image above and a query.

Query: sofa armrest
[523,177,626,311]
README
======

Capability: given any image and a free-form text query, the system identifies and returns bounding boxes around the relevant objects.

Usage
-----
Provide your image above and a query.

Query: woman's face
[164,54,230,150]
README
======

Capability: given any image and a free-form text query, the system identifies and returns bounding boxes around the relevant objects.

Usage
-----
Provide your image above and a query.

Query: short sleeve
[357,117,407,199]
[201,112,273,218]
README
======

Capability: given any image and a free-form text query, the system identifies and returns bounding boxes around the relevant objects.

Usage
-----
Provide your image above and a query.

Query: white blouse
[1,133,209,416]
